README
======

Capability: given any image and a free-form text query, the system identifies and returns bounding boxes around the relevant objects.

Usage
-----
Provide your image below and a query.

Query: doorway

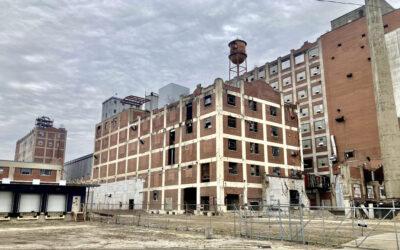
[183,188,196,212]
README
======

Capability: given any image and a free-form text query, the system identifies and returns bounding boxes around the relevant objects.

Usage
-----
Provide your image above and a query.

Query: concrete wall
[90,178,144,209]
[386,28,400,117]
[265,176,309,208]
[64,154,93,182]
[158,83,190,107]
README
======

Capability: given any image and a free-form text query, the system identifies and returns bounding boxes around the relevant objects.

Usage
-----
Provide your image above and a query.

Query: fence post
[233,204,236,237]
[322,204,326,245]
[288,204,292,241]
[392,201,399,250]
[300,203,305,245]
[278,200,283,241]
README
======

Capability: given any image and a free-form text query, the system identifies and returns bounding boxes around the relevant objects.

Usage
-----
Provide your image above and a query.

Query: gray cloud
[0,0,398,161]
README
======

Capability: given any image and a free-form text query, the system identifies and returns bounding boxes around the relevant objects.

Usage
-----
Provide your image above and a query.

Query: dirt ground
[0,221,331,249]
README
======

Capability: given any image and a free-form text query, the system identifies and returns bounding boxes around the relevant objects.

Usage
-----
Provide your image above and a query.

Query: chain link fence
[84,202,400,248]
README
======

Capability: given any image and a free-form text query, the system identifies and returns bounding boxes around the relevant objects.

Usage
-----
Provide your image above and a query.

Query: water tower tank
[228,39,247,65]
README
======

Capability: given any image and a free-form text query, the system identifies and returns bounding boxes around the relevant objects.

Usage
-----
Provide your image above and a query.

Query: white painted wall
[386,28,400,117]
[90,179,144,210]
[265,176,310,209]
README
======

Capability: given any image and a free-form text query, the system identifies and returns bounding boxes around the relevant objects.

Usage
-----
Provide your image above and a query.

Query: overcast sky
[0,0,399,161]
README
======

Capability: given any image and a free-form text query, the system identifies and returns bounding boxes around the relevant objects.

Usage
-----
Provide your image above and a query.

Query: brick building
[15,116,67,166]
[241,4,400,207]
[91,78,306,212]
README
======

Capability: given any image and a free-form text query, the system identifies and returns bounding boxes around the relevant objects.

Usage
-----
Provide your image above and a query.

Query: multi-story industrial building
[91,78,305,212]
[64,153,93,182]
[241,3,400,207]
[14,116,67,166]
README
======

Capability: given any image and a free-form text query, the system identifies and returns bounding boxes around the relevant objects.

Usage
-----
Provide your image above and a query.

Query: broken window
[294,53,305,64]
[301,123,310,133]
[312,85,322,95]
[250,165,260,176]
[284,94,293,103]
[204,118,212,129]
[186,102,193,120]
[304,158,313,169]
[248,100,257,111]
[272,167,281,176]
[302,139,312,149]
[313,104,324,115]
[20,168,32,175]
[201,163,210,182]
[314,120,326,131]
[345,150,354,159]
[249,121,258,132]
[169,129,175,145]
[168,147,176,165]
[310,66,320,76]
[297,89,308,100]
[227,94,236,106]
[296,71,306,82]
[300,107,309,117]
[228,139,237,151]
[40,169,52,176]
[283,76,291,86]
[270,81,278,90]
[186,122,193,134]
[270,106,277,116]
[228,162,238,175]
[227,116,236,128]
[271,126,279,137]
[315,136,327,147]
[269,64,278,75]
[281,59,290,70]
[308,47,319,59]
[271,146,280,157]
[153,191,159,201]
[249,143,259,154]
[317,157,329,168]
[204,95,212,107]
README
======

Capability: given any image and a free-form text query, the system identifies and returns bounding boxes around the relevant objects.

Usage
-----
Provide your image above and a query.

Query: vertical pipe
[300,203,305,245]
[278,200,283,241]
[392,201,399,250]
[322,204,326,245]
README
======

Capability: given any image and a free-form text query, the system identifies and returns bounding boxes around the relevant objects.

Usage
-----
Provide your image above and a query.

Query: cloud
[0,0,398,161]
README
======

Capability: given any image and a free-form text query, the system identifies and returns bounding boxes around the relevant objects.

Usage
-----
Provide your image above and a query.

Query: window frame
[228,162,238,175]
[271,146,280,157]
[250,165,261,176]
[248,100,257,111]
[204,95,212,107]
[227,116,236,128]
[40,169,52,176]
[228,139,237,151]
[227,94,236,106]
[20,168,32,175]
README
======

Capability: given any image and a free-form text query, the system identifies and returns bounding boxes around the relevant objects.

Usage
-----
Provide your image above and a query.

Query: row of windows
[269,66,320,89]
[268,47,319,75]
[297,104,324,117]
[228,162,261,176]
[37,140,62,148]
[302,136,327,149]
[227,117,280,136]
[227,139,281,156]
[301,120,326,133]
[19,168,52,176]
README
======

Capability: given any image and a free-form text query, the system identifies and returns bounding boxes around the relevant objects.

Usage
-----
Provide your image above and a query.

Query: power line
[315,0,363,6]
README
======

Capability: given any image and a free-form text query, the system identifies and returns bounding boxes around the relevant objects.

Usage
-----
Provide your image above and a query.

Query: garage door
[47,194,66,212]
[19,194,41,213]
[0,192,13,213]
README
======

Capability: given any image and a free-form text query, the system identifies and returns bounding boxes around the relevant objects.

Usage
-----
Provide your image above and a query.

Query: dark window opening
[368,57,371,61]
[250,143,259,154]
[289,190,300,205]
[248,100,257,111]
[304,158,313,169]
[345,150,354,159]
[201,196,210,211]
[186,102,193,120]
[168,147,176,165]
[347,73,353,78]
[183,188,197,212]
[227,94,236,106]
[271,126,279,137]
[129,199,135,210]
[331,56,335,60]
[204,95,212,107]
[153,191,159,201]
[270,106,277,116]
[186,122,193,134]
[272,167,281,176]
[272,147,280,157]
[250,165,260,176]
[228,162,238,175]
[169,130,175,145]
[361,33,366,38]
[204,118,212,129]
[383,24,388,28]
[228,139,237,150]
[249,121,258,132]
[201,163,210,182]
[228,116,236,128]
[337,43,342,47]
[226,194,239,210]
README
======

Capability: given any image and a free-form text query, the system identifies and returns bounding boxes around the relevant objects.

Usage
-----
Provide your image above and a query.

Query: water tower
[228,39,247,80]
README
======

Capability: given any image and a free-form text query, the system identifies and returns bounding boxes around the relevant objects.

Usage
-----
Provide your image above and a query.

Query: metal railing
[84,202,400,249]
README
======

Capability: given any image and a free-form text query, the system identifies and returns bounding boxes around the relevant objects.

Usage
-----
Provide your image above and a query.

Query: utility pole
[365,0,400,199]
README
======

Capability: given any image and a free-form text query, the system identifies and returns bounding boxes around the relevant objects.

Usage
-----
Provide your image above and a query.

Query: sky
[0,0,399,161]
